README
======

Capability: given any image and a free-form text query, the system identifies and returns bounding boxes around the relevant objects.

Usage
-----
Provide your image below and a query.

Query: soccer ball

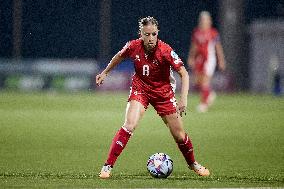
[146,152,173,178]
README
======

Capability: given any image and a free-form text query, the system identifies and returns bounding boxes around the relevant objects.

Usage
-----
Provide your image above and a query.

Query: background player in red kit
[96,16,210,178]
[187,11,226,112]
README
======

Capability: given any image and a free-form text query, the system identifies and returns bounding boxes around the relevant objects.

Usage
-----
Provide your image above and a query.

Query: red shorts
[194,57,216,77]
[194,61,204,74]
[128,86,177,116]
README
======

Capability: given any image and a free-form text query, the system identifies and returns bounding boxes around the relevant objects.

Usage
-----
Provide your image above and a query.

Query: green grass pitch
[0,91,283,188]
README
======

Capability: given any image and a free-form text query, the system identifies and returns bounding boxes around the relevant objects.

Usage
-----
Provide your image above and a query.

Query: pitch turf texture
[0,91,283,188]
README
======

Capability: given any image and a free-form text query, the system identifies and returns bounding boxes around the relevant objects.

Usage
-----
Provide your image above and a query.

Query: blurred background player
[96,16,210,179]
[187,11,226,113]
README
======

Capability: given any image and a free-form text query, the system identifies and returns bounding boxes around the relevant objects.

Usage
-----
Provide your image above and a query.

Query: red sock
[177,134,195,165]
[105,127,132,166]
[201,85,210,104]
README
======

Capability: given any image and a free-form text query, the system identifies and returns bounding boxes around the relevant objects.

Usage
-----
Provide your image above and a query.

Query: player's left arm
[177,66,189,116]
[215,41,226,71]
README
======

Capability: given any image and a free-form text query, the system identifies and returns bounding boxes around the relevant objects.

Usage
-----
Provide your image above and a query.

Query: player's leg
[162,114,194,164]
[193,63,203,92]
[153,93,209,176]
[203,74,216,107]
[105,100,146,165]
[194,72,203,91]
[197,57,217,112]
[99,100,146,178]
[197,74,212,112]
[194,68,210,112]
[162,114,210,176]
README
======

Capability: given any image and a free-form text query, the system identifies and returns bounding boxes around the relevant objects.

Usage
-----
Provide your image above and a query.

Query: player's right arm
[187,42,197,71]
[96,52,125,86]
[96,41,133,86]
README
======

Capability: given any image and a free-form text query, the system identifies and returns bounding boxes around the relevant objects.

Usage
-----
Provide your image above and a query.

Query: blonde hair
[199,11,211,21]
[138,16,159,34]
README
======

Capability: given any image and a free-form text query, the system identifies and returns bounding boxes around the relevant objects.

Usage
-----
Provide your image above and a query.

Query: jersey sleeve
[164,47,184,72]
[119,41,132,58]
[212,29,220,43]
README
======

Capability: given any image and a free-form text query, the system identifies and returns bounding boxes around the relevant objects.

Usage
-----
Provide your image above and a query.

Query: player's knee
[201,82,210,89]
[174,135,184,143]
[172,131,185,143]
[123,121,137,132]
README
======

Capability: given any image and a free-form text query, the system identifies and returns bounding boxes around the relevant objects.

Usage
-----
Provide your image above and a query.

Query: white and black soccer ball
[146,153,173,178]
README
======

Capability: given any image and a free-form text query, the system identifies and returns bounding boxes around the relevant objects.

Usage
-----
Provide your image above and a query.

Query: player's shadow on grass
[110,174,284,184]
[110,174,211,181]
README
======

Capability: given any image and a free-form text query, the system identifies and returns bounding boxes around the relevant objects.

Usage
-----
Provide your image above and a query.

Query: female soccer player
[187,11,226,112]
[96,16,210,178]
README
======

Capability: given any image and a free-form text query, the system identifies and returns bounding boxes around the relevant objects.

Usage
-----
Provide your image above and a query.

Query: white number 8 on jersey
[142,65,150,76]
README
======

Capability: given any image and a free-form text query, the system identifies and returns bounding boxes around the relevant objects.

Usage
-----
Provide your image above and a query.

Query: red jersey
[191,27,220,63]
[119,39,183,94]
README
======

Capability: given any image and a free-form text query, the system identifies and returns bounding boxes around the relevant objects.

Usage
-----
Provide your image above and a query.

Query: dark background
[0,0,283,60]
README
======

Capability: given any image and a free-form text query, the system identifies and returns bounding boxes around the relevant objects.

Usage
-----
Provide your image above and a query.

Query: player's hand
[96,72,107,86]
[177,100,187,117]
[218,62,226,72]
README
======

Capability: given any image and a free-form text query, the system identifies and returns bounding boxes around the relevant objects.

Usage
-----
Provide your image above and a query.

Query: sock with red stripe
[201,85,211,104]
[177,133,195,165]
[105,127,132,167]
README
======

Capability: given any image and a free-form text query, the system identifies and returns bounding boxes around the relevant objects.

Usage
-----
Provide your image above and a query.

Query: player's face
[140,24,158,52]
[199,15,212,30]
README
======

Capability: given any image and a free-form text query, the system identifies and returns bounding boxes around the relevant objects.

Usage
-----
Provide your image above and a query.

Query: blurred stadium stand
[0,59,98,91]
[0,0,283,93]
[249,20,284,93]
